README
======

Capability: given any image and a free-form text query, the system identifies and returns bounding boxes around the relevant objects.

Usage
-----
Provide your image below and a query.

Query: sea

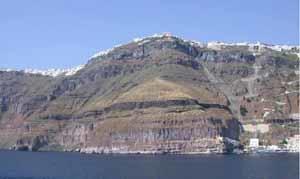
[0,150,298,179]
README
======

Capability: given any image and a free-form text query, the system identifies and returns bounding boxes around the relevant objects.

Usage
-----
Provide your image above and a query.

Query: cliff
[0,34,299,153]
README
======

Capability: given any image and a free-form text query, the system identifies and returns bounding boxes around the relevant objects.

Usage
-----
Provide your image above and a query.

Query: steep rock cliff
[0,34,298,153]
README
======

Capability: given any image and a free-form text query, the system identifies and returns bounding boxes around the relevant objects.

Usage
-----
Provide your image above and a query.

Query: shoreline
[1,148,299,156]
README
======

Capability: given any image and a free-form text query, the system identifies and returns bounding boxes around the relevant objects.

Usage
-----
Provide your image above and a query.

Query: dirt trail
[202,58,264,121]
[241,62,262,98]
[202,64,242,120]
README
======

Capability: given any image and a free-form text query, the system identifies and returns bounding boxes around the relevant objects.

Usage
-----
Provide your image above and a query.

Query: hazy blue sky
[1,0,299,69]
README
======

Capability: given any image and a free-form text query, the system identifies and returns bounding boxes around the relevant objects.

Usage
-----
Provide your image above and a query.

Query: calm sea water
[0,150,298,179]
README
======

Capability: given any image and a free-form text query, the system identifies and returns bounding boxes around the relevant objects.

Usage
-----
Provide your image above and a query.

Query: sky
[0,0,299,70]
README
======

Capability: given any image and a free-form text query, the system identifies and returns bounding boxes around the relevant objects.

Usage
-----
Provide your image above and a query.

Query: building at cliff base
[286,135,300,152]
[249,138,259,148]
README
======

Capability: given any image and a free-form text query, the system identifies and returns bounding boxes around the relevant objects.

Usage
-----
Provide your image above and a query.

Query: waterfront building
[249,138,259,148]
[286,135,300,152]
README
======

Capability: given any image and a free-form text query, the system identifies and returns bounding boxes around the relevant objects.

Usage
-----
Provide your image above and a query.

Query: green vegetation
[272,52,299,62]
[240,106,248,116]
[280,139,288,145]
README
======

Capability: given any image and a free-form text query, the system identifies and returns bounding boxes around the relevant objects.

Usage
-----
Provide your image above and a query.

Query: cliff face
[0,34,299,153]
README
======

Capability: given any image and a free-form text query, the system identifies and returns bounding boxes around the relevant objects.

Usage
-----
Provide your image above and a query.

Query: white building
[286,135,300,152]
[266,145,279,151]
[249,138,259,148]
